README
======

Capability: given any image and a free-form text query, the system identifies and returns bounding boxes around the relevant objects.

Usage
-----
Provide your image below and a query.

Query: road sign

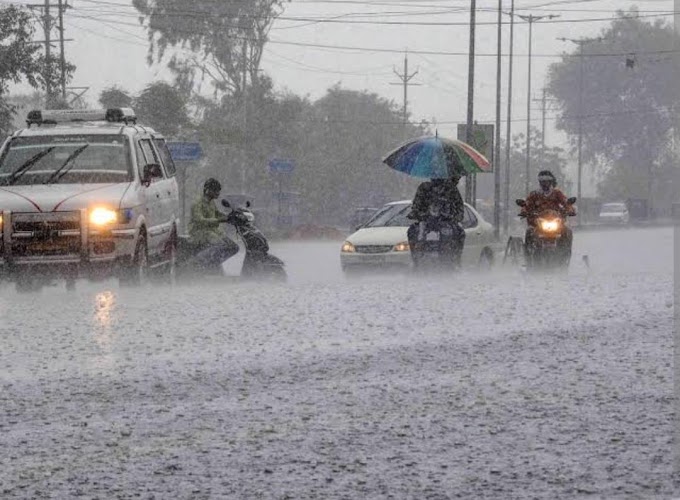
[269,159,295,174]
[167,142,203,161]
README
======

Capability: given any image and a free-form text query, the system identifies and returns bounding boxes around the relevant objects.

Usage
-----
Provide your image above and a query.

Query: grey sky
[7,0,674,192]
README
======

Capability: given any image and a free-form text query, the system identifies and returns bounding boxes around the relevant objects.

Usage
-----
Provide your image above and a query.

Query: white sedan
[598,202,630,225]
[340,200,496,273]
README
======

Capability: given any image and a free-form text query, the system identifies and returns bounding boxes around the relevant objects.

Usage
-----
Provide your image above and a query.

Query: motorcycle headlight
[393,241,410,252]
[341,241,356,253]
[90,207,118,226]
[539,218,561,233]
[0,213,3,227]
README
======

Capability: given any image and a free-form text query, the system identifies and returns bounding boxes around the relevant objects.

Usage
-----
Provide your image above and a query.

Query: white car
[340,200,496,273]
[599,202,630,225]
[0,108,180,290]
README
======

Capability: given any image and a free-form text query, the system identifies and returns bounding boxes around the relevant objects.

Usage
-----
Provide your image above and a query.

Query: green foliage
[134,81,190,137]
[132,0,284,95]
[547,11,678,171]
[99,86,134,109]
[195,83,426,224]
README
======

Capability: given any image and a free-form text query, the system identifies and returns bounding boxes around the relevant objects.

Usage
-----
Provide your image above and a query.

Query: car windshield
[0,134,133,186]
[601,203,626,212]
[363,203,411,228]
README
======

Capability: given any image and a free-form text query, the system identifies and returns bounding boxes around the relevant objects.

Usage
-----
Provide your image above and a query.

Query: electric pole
[518,14,559,195]
[43,0,53,108]
[58,0,67,100]
[465,0,477,206]
[493,0,502,240]
[391,52,420,140]
[503,0,515,236]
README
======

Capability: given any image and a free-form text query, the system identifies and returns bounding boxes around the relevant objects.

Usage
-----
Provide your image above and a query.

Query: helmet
[538,170,556,191]
[203,178,221,196]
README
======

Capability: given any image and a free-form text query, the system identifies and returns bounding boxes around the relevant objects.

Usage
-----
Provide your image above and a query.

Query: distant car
[340,200,496,273]
[599,202,629,225]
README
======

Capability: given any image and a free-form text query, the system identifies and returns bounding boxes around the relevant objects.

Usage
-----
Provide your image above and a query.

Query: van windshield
[0,134,133,186]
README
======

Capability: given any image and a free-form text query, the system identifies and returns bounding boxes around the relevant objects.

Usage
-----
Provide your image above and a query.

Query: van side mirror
[221,199,231,209]
[142,163,163,186]
[246,201,251,208]
[515,199,526,207]
[567,197,577,204]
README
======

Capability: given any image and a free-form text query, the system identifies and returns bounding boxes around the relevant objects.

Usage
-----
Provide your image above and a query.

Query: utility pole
[493,0,502,240]
[43,0,53,108]
[465,0,477,206]
[558,36,603,224]
[518,13,559,195]
[57,0,67,100]
[241,41,248,192]
[503,0,515,235]
[391,52,420,140]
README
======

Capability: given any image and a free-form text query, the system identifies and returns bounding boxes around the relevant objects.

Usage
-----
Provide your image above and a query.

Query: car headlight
[393,241,410,252]
[90,207,118,226]
[538,218,561,233]
[341,241,356,253]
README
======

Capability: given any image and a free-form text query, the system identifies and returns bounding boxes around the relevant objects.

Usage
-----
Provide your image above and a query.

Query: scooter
[220,199,286,281]
[174,201,286,281]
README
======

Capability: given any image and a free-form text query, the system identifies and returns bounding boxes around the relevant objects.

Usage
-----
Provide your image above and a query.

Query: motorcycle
[174,200,286,281]
[516,197,577,270]
[407,203,464,270]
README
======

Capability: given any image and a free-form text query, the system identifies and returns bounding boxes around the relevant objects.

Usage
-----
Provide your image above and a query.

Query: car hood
[0,183,132,213]
[347,226,408,246]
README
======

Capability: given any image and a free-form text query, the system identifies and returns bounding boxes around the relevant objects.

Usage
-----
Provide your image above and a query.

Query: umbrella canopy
[382,135,491,179]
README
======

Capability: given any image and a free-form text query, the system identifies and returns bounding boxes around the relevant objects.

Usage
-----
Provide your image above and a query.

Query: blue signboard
[269,159,295,174]
[167,142,203,161]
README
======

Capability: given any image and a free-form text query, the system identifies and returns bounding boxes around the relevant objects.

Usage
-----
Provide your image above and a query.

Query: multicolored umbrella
[382,135,491,179]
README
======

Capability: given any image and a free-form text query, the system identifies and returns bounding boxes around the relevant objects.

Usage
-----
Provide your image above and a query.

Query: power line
[68,13,680,60]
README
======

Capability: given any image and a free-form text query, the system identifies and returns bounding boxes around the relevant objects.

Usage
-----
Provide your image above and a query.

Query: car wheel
[120,232,148,287]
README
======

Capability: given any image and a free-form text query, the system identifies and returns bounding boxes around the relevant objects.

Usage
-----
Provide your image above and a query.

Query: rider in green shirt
[187,178,239,271]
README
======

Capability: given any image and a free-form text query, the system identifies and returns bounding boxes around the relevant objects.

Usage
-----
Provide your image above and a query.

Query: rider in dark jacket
[407,175,466,268]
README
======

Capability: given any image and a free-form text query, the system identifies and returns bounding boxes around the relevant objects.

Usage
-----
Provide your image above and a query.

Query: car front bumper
[0,209,136,277]
[340,250,412,270]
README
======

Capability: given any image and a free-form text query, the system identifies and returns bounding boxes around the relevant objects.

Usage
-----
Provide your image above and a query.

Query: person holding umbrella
[407,174,466,269]
[382,134,491,270]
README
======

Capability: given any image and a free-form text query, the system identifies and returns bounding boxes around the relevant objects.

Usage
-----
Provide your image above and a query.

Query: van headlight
[90,207,118,226]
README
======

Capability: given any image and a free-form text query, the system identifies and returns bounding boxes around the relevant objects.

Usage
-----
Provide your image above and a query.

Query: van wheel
[120,233,148,286]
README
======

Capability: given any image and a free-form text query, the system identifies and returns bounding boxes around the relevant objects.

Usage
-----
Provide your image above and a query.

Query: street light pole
[465,0,477,206]
[503,0,515,235]
[493,0,502,240]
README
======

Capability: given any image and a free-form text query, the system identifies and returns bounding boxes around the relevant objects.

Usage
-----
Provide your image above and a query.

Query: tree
[192,83,426,226]
[0,5,41,134]
[134,81,190,137]
[546,11,678,205]
[99,86,133,109]
[132,0,285,96]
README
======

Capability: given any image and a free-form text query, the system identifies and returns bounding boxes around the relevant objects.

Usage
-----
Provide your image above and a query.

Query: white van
[0,108,180,290]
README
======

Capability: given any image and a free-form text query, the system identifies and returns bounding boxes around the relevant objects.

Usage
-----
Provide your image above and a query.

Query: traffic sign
[167,142,203,161]
[269,159,295,174]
